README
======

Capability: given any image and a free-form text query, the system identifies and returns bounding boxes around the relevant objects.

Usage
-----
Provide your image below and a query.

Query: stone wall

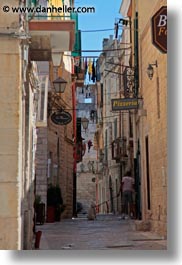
[35,127,48,206]
[138,0,167,237]
[47,61,74,218]
[77,172,96,213]
[0,0,22,248]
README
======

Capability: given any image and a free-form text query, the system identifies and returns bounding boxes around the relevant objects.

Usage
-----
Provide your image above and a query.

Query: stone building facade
[35,127,48,206]
[47,60,74,218]
[120,0,167,237]
[34,62,49,208]
[96,35,133,215]
[0,0,40,249]
[137,0,167,237]
[0,0,76,249]
[33,0,76,220]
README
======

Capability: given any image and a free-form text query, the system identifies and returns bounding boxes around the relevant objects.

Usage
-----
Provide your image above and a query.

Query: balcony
[29,20,75,61]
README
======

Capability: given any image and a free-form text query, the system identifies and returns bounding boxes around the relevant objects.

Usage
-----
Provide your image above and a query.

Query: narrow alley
[38,215,167,250]
[0,0,168,251]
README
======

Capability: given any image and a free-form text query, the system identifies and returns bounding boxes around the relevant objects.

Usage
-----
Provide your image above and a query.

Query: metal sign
[151,6,167,53]
[51,111,72,125]
[111,98,138,111]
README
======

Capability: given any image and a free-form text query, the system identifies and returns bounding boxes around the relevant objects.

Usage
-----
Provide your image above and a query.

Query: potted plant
[34,195,45,225]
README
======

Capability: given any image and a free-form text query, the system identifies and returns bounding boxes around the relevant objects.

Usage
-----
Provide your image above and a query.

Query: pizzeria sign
[111,98,138,111]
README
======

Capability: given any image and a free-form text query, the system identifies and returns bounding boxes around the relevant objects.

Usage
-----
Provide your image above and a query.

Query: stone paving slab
[37,215,167,250]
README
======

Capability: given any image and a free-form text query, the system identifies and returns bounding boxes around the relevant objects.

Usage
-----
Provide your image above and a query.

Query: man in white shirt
[117,170,135,219]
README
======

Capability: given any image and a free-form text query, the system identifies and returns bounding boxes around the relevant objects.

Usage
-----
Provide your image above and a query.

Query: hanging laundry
[96,59,101,81]
[88,59,92,81]
[84,58,88,79]
[92,59,96,83]
[81,58,85,71]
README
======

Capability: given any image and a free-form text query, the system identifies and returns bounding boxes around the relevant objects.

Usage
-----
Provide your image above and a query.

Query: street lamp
[81,117,89,132]
[53,77,67,93]
[51,51,63,67]
[147,60,158,80]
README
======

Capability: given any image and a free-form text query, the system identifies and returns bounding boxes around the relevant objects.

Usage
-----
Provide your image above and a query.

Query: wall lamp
[147,60,158,80]
[51,50,63,67]
[81,117,89,132]
[53,77,67,93]
[48,77,67,114]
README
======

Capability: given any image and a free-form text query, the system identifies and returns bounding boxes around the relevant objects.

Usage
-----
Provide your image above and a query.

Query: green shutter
[71,13,81,57]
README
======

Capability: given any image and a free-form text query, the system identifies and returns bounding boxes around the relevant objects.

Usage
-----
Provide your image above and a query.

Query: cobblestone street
[38,215,167,250]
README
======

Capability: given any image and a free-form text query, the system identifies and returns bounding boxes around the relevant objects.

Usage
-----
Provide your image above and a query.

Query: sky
[75,0,123,58]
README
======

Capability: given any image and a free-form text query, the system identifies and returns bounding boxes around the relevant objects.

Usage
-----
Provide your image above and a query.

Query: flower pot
[35,231,42,249]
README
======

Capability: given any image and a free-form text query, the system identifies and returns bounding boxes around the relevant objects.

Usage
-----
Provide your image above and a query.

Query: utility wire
[81,28,114,32]
[72,47,131,53]
[80,25,138,33]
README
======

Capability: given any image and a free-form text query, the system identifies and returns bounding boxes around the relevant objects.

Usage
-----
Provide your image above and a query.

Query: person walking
[117,170,135,219]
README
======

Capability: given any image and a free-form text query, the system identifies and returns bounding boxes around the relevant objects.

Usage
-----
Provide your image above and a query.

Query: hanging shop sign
[151,6,167,53]
[51,111,72,125]
[111,98,138,111]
